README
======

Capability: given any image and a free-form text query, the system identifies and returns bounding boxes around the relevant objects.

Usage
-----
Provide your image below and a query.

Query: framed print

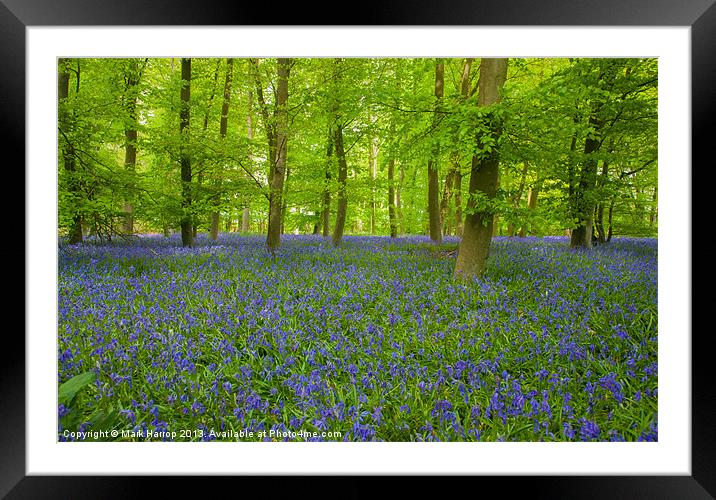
[8,0,711,497]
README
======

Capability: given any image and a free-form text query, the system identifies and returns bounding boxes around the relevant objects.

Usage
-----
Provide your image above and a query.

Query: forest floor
[57,234,658,442]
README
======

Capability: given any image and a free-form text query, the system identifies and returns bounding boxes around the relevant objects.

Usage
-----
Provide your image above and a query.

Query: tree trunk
[633,186,643,225]
[453,58,472,238]
[388,158,398,238]
[507,162,529,236]
[427,60,444,243]
[209,58,233,241]
[250,59,277,191]
[570,115,601,249]
[322,129,333,237]
[440,169,454,236]
[281,165,290,235]
[209,213,220,241]
[243,86,254,235]
[649,187,658,228]
[241,207,250,233]
[593,161,609,244]
[58,58,83,244]
[122,59,143,235]
[330,59,349,248]
[331,123,348,247]
[454,168,463,237]
[519,182,540,237]
[566,118,579,239]
[266,58,290,252]
[454,58,508,280]
[369,135,378,235]
[607,196,615,242]
[203,59,221,132]
[179,58,194,247]
[594,204,604,243]
[194,60,221,238]
[594,140,614,244]
[250,59,278,242]
[593,169,609,243]
[397,161,405,234]
[122,133,137,234]
[408,161,418,234]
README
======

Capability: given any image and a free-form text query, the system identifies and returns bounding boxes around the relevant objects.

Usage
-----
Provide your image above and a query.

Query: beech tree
[179,58,193,247]
[322,126,333,238]
[58,58,83,244]
[266,58,291,252]
[454,58,509,280]
[427,60,444,243]
[330,58,350,248]
[450,57,473,237]
[209,57,234,241]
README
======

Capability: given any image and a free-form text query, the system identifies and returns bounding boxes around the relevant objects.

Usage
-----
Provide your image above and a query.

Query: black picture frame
[8,0,709,498]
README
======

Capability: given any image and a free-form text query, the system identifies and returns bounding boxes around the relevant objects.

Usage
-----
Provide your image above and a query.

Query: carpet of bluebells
[57,234,658,442]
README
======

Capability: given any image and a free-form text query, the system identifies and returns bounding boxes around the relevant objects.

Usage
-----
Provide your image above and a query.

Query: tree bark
[454,168,463,237]
[566,116,579,239]
[281,165,290,235]
[179,58,194,247]
[427,60,444,243]
[194,60,221,238]
[370,135,378,235]
[58,58,83,244]
[454,58,472,238]
[121,59,143,235]
[607,196,615,242]
[250,59,277,188]
[397,161,405,234]
[440,168,454,236]
[322,128,333,238]
[633,186,646,226]
[593,160,609,244]
[266,58,290,252]
[519,182,540,237]
[209,58,233,241]
[507,162,529,236]
[649,187,658,228]
[454,58,508,280]
[388,158,398,238]
[243,86,254,234]
[209,213,220,240]
[570,114,601,249]
[241,208,250,233]
[408,161,418,234]
[330,58,349,248]
[331,122,349,247]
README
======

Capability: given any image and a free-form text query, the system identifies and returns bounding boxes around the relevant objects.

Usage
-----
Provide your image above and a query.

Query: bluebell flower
[578,419,600,441]
[58,404,70,418]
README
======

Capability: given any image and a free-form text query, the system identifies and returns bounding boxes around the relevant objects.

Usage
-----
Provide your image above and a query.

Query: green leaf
[87,409,120,435]
[58,371,96,405]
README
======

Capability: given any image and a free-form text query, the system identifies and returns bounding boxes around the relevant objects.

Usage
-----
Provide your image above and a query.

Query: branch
[619,159,656,179]
[197,140,270,201]
[249,59,274,146]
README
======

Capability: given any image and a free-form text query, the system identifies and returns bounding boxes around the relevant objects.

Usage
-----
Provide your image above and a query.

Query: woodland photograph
[57,57,658,442]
